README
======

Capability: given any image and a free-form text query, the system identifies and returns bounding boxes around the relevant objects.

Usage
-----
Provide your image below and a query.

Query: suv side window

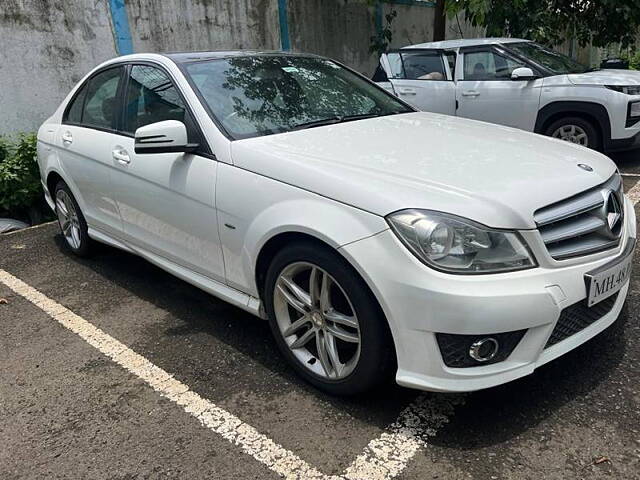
[401,52,446,80]
[463,50,525,80]
[82,67,123,130]
[123,65,187,134]
[64,84,88,124]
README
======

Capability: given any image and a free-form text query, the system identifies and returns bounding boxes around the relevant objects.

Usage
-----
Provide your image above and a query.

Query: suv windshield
[183,55,412,139]
[505,42,590,75]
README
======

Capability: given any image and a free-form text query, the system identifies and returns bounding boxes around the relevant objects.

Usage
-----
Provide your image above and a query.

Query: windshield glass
[184,56,411,139]
[506,42,589,75]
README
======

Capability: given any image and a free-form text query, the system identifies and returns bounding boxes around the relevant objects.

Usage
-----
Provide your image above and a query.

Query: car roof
[163,50,320,63]
[403,38,530,50]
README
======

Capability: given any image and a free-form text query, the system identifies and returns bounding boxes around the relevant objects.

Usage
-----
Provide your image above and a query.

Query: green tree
[446,0,640,48]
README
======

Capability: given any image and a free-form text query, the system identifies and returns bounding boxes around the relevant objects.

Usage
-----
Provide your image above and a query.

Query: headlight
[387,210,536,274]
[630,101,640,118]
[606,85,640,96]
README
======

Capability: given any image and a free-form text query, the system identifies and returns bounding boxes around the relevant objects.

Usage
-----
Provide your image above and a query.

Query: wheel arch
[535,101,611,149]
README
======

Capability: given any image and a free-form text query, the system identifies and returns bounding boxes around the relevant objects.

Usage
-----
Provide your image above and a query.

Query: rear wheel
[545,116,601,150]
[54,181,93,256]
[264,242,394,395]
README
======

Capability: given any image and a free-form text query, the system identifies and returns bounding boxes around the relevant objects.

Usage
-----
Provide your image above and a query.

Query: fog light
[469,337,499,362]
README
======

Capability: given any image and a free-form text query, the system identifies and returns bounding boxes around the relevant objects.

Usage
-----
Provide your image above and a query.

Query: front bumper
[339,196,636,392]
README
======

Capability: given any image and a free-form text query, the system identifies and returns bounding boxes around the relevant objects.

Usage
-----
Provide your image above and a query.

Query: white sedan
[37,51,636,395]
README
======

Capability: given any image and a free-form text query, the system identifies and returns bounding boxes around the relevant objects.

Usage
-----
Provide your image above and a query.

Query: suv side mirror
[134,120,199,155]
[511,67,539,81]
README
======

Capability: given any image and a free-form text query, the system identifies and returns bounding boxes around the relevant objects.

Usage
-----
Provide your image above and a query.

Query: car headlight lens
[606,85,640,96]
[387,210,536,274]
[630,101,640,118]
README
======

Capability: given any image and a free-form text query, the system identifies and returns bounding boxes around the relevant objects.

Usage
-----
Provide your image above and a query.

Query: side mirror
[511,67,539,81]
[134,120,199,155]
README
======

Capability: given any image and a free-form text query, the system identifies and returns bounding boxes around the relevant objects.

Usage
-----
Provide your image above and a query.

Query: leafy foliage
[446,0,640,48]
[0,133,41,214]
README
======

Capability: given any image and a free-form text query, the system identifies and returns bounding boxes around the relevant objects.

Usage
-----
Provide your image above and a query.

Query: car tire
[54,180,93,257]
[264,241,395,395]
[545,116,601,151]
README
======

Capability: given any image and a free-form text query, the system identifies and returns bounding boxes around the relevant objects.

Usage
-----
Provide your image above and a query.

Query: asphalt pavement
[1,149,640,479]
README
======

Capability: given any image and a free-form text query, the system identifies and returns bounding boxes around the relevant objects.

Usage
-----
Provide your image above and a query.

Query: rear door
[109,63,225,282]
[57,66,126,234]
[383,49,456,115]
[456,46,543,131]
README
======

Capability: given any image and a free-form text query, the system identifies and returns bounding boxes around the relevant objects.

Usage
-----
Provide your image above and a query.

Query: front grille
[545,293,618,348]
[534,174,624,260]
[436,330,526,368]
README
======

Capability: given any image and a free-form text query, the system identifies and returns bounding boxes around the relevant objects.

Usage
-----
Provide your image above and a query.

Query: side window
[64,83,87,124]
[445,52,456,79]
[82,67,123,130]
[463,50,525,81]
[401,52,446,81]
[386,53,404,79]
[124,65,187,134]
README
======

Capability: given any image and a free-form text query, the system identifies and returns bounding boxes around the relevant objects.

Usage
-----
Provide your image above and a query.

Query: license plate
[585,241,634,307]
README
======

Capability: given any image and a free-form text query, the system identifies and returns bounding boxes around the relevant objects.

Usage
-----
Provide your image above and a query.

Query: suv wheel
[546,116,601,150]
[54,180,93,256]
[264,242,394,395]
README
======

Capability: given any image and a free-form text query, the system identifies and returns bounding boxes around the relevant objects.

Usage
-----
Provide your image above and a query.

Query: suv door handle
[397,87,417,95]
[61,131,73,145]
[462,90,480,97]
[112,148,131,165]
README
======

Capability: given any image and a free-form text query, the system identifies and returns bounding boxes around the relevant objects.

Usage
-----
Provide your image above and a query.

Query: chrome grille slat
[534,174,623,260]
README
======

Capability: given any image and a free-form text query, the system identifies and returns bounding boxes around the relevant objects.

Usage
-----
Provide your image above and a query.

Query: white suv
[38,52,635,395]
[374,38,640,152]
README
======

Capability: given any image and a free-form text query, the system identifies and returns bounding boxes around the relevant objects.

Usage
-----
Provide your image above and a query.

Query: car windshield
[505,42,590,75]
[183,55,412,139]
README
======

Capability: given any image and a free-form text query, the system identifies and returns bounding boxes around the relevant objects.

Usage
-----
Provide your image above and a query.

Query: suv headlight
[387,210,536,274]
[606,85,640,96]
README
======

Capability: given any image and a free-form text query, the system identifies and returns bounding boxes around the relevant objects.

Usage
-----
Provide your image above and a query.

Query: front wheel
[264,242,394,395]
[545,116,601,151]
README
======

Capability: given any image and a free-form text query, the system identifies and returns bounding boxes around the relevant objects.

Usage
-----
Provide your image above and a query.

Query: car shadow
[53,233,630,442]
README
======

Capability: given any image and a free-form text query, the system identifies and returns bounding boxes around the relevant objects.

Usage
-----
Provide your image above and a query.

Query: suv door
[456,47,543,131]
[382,50,456,115]
[109,63,225,282]
[58,66,126,234]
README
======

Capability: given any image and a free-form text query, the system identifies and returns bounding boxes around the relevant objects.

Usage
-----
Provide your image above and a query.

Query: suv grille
[545,293,618,348]
[534,174,624,260]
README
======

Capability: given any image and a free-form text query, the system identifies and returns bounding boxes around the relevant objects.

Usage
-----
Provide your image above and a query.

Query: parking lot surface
[1,151,640,480]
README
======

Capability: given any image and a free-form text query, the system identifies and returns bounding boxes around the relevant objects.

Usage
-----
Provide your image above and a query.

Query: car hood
[230,112,616,229]
[568,69,640,86]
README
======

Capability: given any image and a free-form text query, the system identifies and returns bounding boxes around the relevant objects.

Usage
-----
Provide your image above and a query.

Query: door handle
[398,88,417,96]
[112,148,131,165]
[61,131,73,145]
[462,90,480,97]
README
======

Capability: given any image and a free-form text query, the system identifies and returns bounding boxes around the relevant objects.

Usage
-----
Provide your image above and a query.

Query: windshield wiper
[290,113,382,131]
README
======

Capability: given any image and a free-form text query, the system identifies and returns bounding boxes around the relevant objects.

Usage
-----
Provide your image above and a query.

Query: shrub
[630,51,640,70]
[0,133,42,216]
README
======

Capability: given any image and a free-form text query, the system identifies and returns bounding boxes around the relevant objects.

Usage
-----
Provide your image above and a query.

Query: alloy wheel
[552,124,589,146]
[56,189,82,249]
[273,262,361,380]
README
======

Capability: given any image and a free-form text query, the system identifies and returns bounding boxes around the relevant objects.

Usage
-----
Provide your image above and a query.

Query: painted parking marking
[0,268,460,480]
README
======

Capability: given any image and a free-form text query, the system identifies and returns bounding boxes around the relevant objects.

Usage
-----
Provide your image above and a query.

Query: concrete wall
[0,0,117,134]
[0,0,480,135]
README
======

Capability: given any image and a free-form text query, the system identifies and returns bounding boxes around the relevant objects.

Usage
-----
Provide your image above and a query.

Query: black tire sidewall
[54,180,92,256]
[263,241,394,396]
[545,116,601,151]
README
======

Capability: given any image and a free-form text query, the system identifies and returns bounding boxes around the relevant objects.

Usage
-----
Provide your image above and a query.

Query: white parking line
[0,269,328,480]
[0,268,459,480]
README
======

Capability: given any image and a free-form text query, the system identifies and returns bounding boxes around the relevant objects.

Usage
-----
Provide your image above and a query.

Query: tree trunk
[433,0,446,41]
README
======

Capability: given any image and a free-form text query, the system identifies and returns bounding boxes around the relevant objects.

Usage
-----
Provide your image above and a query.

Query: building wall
[0,0,480,135]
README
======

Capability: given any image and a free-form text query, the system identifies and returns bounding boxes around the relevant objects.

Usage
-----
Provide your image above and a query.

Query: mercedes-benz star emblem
[577,163,593,172]
[604,190,623,237]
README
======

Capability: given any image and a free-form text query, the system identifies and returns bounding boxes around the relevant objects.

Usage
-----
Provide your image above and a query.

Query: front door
[456,47,543,131]
[383,50,456,116]
[110,63,225,282]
